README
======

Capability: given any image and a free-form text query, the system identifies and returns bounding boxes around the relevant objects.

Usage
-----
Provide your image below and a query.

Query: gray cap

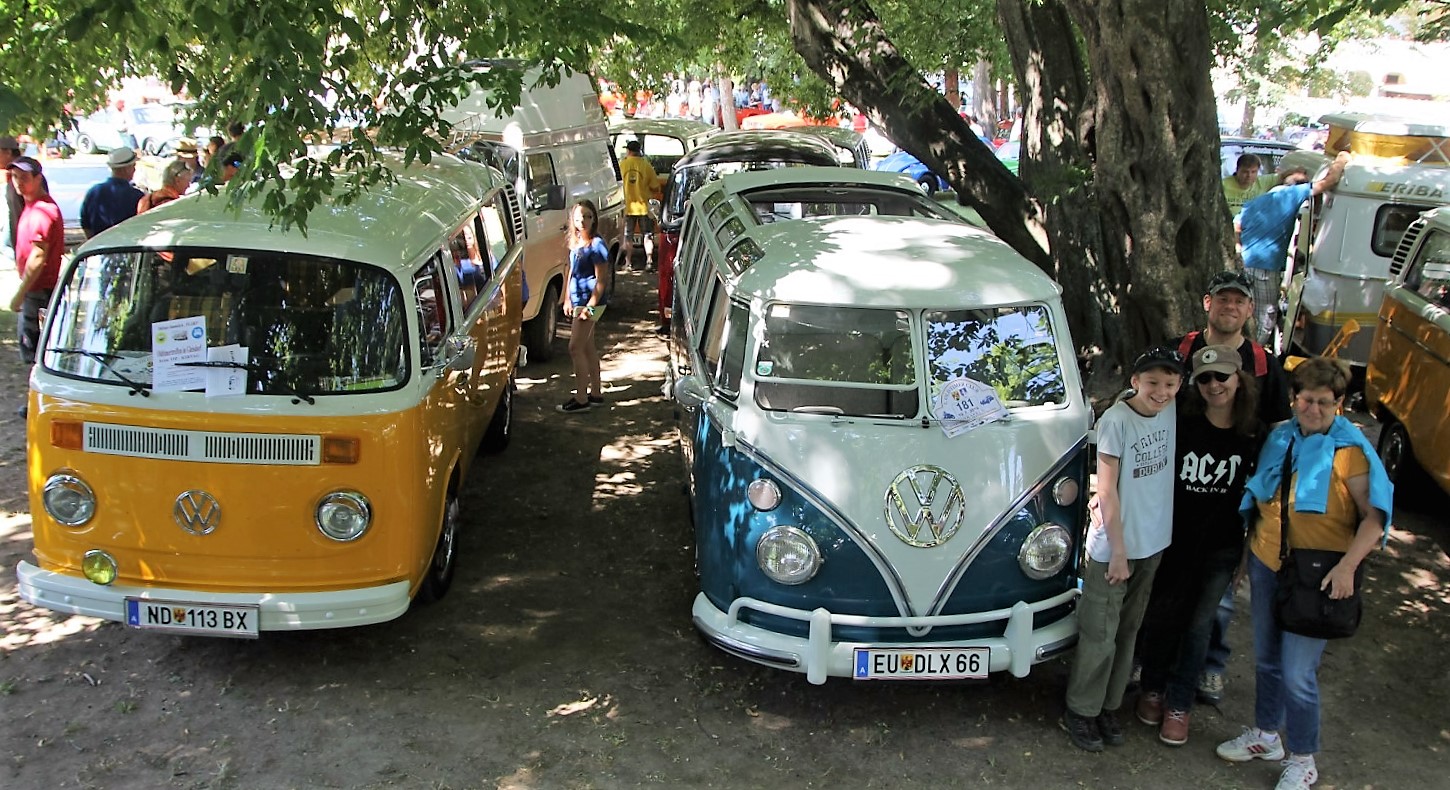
[108,146,138,168]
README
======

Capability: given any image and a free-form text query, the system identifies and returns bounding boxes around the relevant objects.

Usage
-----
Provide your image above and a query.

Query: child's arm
[1096,453,1131,585]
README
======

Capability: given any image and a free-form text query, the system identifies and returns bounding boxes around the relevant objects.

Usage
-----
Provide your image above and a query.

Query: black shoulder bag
[1272,441,1365,639]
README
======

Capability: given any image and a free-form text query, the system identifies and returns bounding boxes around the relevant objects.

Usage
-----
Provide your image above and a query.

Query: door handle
[677,364,691,375]
[454,371,470,390]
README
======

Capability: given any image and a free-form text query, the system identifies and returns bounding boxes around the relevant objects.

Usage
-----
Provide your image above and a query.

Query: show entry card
[151,316,207,393]
[934,377,1009,438]
[206,345,249,397]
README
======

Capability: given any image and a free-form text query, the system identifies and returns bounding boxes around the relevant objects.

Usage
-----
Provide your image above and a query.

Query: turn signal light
[322,436,361,464]
[52,421,84,450]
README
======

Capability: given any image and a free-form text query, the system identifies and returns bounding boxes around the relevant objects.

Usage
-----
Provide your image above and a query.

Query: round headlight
[43,473,96,527]
[756,525,821,585]
[1052,477,1080,506]
[316,491,372,542]
[1019,524,1071,580]
[746,479,782,511]
[82,550,118,585]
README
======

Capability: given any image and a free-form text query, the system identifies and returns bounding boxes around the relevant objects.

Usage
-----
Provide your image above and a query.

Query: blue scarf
[1240,416,1394,543]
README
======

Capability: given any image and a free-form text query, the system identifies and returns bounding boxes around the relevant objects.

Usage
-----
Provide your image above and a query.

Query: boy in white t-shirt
[1062,346,1182,751]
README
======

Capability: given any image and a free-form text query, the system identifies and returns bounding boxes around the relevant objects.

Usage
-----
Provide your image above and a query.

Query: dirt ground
[2,271,1448,790]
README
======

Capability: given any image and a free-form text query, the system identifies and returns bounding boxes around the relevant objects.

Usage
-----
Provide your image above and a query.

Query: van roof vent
[1389,218,1428,278]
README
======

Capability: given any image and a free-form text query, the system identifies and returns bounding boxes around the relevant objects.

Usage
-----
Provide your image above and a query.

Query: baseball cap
[1131,345,1184,376]
[1191,344,1242,379]
[0,134,19,151]
[7,156,42,175]
[1207,270,1253,297]
[108,146,138,168]
[625,139,642,153]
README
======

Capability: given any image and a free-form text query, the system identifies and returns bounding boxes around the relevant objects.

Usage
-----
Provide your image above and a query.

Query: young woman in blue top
[557,199,611,413]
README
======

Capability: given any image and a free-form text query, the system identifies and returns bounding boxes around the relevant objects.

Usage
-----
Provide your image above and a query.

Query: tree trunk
[944,68,960,109]
[1239,88,1258,137]
[972,61,996,131]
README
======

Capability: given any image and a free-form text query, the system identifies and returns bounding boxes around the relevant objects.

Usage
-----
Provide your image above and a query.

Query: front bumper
[692,588,1080,684]
[16,561,412,632]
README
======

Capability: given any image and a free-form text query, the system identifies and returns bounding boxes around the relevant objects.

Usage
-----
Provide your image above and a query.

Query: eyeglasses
[1195,371,1232,385]
[1294,394,1341,410]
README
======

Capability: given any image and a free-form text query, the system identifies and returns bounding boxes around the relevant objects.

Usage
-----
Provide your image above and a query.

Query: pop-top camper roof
[1321,112,1450,166]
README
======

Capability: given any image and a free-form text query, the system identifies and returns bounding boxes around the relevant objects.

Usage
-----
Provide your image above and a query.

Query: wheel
[76,134,96,154]
[140,138,157,156]
[522,281,559,362]
[915,174,935,193]
[1376,419,1422,491]
[415,491,459,604]
[479,375,514,453]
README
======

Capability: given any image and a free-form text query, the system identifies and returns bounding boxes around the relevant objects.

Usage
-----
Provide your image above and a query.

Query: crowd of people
[599,75,781,125]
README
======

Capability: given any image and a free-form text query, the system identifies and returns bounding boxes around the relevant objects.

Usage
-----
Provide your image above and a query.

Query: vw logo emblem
[883,465,966,548]
[174,490,222,536]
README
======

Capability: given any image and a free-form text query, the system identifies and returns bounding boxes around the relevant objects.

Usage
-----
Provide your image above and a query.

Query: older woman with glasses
[1216,357,1393,790]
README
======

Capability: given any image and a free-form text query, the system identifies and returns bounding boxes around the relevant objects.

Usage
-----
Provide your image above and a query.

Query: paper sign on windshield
[151,316,207,393]
[206,345,249,397]
[934,377,1009,438]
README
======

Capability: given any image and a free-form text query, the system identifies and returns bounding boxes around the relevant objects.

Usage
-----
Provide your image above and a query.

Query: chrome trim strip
[693,617,801,668]
[734,437,915,622]
[926,435,1090,618]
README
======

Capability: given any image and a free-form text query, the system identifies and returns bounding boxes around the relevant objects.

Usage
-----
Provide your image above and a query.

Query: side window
[413,254,452,367]
[1406,230,1450,309]
[527,152,557,198]
[479,200,512,273]
[716,301,750,398]
[1372,204,1430,258]
[447,222,485,313]
[698,279,729,383]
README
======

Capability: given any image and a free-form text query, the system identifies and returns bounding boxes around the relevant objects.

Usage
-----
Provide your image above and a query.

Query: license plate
[853,647,988,680]
[125,598,259,638]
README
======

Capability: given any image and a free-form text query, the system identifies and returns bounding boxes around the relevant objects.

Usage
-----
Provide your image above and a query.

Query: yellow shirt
[1222,174,1278,214]
[620,155,659,216]
[1250,445,1369,571]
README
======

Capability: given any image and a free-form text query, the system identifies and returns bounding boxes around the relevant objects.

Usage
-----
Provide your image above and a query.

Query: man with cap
[0,134,23,263]
[80,146,146,238]
[7,157,65,394]
[1166,267,1290,708]
[619,138,659,271]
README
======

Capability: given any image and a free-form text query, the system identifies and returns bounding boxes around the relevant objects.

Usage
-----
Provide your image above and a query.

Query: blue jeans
[1204,587,1234,675]
[1249,553,1327,755]
[1139,544,1240,711]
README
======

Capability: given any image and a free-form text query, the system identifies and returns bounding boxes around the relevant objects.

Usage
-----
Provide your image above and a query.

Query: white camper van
[1283,113,1450,367]
[443,63,625,361]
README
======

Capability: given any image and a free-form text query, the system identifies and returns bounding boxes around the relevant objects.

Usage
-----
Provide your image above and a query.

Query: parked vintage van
[668,167,1091,683]
[16,154,525,636]
[1283,113,1450,367]
[1365,205,1450,495]
[443,62,624,361]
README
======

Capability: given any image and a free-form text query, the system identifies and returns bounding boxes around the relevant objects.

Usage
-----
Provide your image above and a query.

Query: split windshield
[43,249,410,396]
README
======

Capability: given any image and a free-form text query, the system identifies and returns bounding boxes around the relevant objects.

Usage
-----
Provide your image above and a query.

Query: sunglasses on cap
[1195,371,1232,385]
[1134,346,1184,367]
[1208,270,1253,294]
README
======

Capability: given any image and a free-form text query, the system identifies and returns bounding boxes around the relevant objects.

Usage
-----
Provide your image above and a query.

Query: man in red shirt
[8,157,64,370]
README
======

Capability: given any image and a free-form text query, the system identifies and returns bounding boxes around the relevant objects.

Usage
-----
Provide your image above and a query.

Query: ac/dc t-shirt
[1086,399,1176,562]
[1172,412,1260,554]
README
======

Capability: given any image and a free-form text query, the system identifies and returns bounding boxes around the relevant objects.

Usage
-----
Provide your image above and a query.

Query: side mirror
[672,374,710,409]
[647,198,662,217]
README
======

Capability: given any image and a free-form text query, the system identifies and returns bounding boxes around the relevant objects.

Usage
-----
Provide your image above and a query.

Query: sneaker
[587,394,605,405]
[1059,711,1104,753]
[1135,691,1164,725]
[1095,709,1125,747]
[556,398,591,413]
[1275,756,1318,789]
[1197,671,1225,705]
[1159,708,1190,746]
[1216,727,1286,763]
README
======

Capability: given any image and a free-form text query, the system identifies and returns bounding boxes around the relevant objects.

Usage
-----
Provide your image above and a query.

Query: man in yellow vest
[619,139,660,271]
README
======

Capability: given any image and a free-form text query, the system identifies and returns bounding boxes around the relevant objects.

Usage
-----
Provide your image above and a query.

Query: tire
[1377,419,1423,492]
[76,134,96,154]
[480,375,514,453]
[522,281,560,363]
[415,491,460,604]
[915,174,935,193]
[140,138,156,156]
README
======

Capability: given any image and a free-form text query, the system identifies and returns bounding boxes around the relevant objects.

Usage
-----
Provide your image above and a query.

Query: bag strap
[1277,439,1295,564]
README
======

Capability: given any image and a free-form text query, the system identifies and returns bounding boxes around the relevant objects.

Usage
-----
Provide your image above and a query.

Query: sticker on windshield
[205,345,249,397]
[933,377,1008,438]
[755,360,774,377]
[226,255,248,274]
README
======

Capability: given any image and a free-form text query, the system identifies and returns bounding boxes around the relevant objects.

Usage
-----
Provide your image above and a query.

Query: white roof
[1321,112,1450,138]
[439,67,605,146]
[732,216,1058,309]
[717,165,924,194]
[609,118,718,142]
[79,155,506,272]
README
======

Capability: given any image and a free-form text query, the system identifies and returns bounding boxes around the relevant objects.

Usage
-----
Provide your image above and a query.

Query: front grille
[84,423,321,465]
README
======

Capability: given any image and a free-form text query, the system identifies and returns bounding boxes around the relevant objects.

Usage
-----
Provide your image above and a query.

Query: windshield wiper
[48,347,150,397]
[174,359,317,405]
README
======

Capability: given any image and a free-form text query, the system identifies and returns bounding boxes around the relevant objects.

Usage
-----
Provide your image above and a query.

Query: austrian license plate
[853,647,989,680]
[125,598,259,638]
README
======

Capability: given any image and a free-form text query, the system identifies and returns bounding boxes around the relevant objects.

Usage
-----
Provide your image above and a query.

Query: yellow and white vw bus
[668,167,1091,683]
[17,154,525,636]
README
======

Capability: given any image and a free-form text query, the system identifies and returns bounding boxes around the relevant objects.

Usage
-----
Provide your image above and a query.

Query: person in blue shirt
[557,199,611,413]
[79,146,145,238]
[1236,151,1349,344]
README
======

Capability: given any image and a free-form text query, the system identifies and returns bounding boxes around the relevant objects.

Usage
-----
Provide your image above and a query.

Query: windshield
[43,249,410,396]
[924,305,1068,408]
[753,304,918,418]
[666,160,822,222]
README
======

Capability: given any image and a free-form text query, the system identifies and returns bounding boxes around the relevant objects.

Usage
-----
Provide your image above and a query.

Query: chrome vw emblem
[174,490,222,536]
[883,465,966,547]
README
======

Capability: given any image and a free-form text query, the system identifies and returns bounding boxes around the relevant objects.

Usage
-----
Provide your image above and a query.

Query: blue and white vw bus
[667,167,1091,683]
